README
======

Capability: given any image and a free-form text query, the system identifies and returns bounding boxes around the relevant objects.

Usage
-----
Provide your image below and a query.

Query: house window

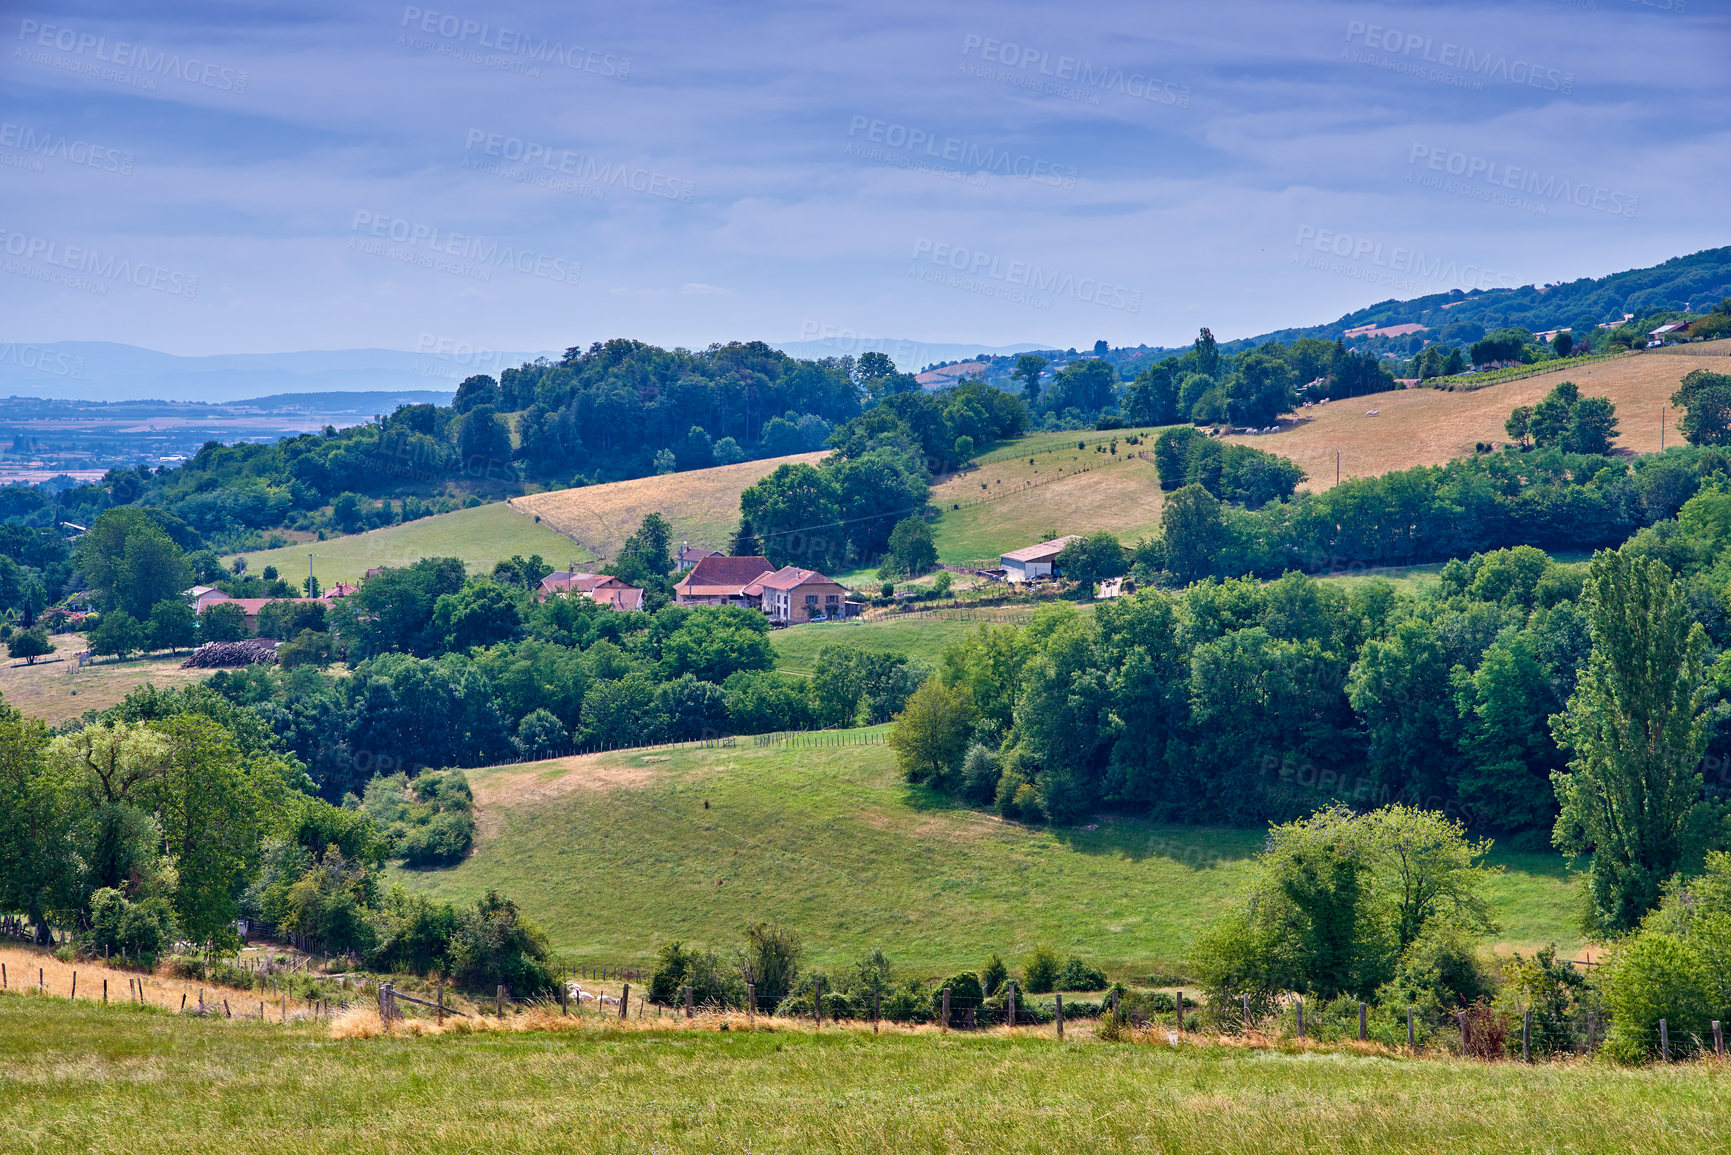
[804,594,817,605]
[825,594,837,603]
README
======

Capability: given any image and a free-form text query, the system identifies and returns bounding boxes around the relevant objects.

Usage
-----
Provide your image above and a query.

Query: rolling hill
[388,732,1579,976]
[237,501,589,584]
[509,451,826,562]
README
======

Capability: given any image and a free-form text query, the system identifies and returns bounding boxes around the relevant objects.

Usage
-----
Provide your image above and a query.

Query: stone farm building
[998,536,1081,581]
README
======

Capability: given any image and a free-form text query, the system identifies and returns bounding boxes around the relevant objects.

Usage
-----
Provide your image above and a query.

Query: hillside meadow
[5,995,1728,1154]
[510,451,826,561]
[388,731,1580,977]
[238,501,588,584]
[1227,346,1728,493]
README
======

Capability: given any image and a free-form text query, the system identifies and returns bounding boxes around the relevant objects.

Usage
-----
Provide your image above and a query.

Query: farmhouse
[535,570,645,610]
[748,565,855,624]
[675,544,720,572]
[998,535,1081,581]
[187,580,366,626]
[674,555,774,607]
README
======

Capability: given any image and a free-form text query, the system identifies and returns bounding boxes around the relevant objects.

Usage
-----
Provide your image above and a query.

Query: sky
[2,0,1727,365]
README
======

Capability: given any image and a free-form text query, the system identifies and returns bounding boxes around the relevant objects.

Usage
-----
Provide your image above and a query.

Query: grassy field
[932,437,1166,563]
[237,502,588,584]
[7,995,1728,1154]
[1227,347,1729,493]
[0,634,210,725]
[388,732,1580,976]
[511,451,826,562]
[770,605,1057,674]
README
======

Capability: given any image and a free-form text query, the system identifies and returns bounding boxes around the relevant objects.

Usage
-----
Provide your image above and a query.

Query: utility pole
[307,553,318,598]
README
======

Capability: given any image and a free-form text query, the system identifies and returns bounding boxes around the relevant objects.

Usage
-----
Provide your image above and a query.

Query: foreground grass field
[390,732,1579,975]
[238,501,588,584]
[6,996,1727,1154]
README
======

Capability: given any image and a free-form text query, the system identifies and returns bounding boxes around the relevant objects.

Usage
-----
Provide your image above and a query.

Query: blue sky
[2,0,1726,361]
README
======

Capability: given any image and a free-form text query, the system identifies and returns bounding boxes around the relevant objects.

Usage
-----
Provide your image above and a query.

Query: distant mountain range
[5,246,1725,403]
[0,341,554,404]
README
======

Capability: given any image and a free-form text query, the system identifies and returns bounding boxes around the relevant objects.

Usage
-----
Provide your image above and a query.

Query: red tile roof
[753,565,839,592]
[676,555,774,597]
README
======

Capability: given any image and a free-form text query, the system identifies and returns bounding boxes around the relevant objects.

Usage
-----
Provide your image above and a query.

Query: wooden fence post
[873,989,880,1033]
[1522,1010,1531,1063]
[941,987,950,1033]
[558,977,567,1016]
[496,984,505,1017]
[684,985,693,1019]
[1007,982,1016,1029]
[437,978,445,1025]
[1242,992,1251,1033]
[814,977,823,1027]
[620,983,629,1021]
[1296,998,1304,1039]
[1359,1002,1367,1042]
[1175,990,1183,1033]
[1055,994,1064,1041]
[747,984,755,1027]
[1714,1019,1723,1058]
[71,971,77,1000]
[1660,1018,1669,1062]
[1407,1006,1415,1050]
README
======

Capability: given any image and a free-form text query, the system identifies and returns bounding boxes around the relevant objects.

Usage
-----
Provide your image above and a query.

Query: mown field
[1226,346,1728,493]
[511,451,826,562]
[0,634,210,726]
[388,731,1579,977]
[932,435,1167,564]
[6,995,1727,1154]
[238,501,588,584]
[769,604,1060,674]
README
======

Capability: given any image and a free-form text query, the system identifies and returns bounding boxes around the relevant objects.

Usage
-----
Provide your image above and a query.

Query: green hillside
[390,730,1580,976]
[235,502,589,584]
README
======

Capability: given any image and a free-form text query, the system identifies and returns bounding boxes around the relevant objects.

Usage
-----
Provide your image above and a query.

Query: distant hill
[0,340,552,403]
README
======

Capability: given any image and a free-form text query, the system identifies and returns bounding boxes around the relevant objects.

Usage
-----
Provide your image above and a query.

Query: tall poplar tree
[1551,550,1713,933]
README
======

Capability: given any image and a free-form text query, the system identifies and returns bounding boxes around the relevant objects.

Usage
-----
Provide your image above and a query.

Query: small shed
[998,536,1081,581]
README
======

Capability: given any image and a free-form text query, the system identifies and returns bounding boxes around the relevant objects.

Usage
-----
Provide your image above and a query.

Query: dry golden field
[931,444,1164,562]
[510,451,826,560]
[0,635,209,725]
[1227,347,1730,492]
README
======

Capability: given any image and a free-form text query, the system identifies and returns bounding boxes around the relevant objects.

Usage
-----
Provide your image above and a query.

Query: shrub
[449,889,554,997]
[1023,945,1061,993]
[1601,931,1715,1062]
[398,811,475,867]
[933,971,985,1026]
[959,743,1000,806]
[1057,955,1109,991]
[86,887,176,959]
[980,953,1007,996]
[279,628,333,668]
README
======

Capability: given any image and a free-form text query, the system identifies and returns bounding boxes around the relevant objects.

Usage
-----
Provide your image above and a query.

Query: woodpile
[180,639,279,668]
